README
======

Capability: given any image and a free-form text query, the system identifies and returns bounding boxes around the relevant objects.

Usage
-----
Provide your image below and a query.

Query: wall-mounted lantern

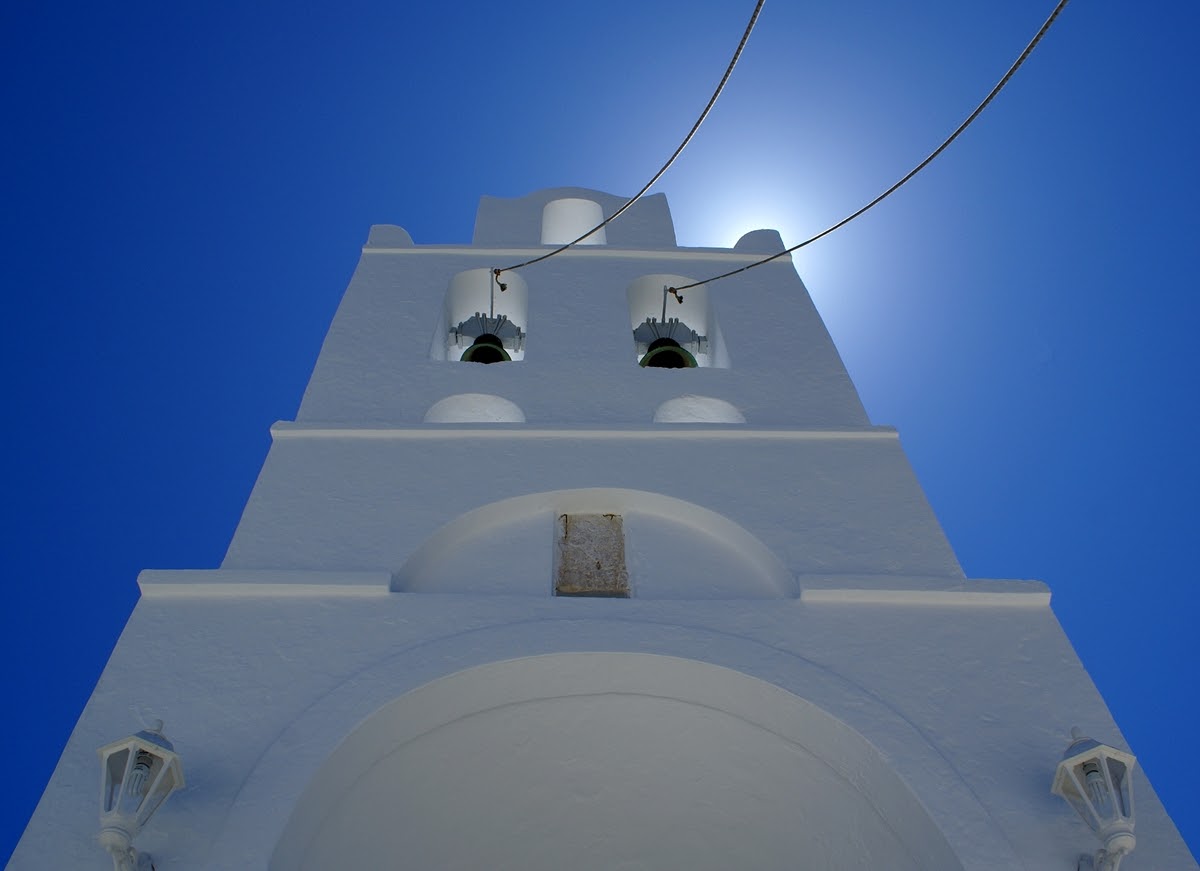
[97,720,184,871]
[1051,727,1137,871]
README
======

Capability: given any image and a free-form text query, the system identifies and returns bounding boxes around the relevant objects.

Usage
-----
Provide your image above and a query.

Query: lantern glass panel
[1060,767,1099,828]
[103,748,130,814]
[136,763,179,828]
[1077,758,1114,819]
[1106,758,1131,817]
[115,749,156,818]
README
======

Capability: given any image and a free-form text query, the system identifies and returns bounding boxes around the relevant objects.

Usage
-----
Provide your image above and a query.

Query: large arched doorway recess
[272,653,965,871]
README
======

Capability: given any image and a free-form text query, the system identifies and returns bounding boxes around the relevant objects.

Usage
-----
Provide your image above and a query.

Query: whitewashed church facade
[8,188,1196,869]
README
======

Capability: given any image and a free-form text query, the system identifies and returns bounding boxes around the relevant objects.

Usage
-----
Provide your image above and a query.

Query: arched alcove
[653,394,745,423]
[390,487,793,598]
[271,653,966,871]
[423,393,526,423]
[541,197,607,245]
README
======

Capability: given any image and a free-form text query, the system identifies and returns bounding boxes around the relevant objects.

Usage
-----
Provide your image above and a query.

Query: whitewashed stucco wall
[10,190,1196,870]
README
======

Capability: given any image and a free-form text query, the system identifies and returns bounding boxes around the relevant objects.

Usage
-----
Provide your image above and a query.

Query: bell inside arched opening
[461,334,511,364]
[640,338,697,369]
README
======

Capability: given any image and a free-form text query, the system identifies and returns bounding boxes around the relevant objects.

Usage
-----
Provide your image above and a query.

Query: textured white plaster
[223,436,964,580]
[299,235,858,426]
[14,588,1198,870]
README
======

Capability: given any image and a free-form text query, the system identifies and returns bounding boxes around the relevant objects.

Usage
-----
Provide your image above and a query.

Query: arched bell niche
[270,653,967,871]
[435,267,529,362]
[626,274,730,368]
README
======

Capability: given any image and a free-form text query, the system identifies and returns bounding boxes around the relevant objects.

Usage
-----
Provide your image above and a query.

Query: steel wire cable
[493,0,766,282]
[668,0,1071,295]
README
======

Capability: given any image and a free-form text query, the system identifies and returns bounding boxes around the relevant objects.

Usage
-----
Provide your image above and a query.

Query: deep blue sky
[3,0,1197,863]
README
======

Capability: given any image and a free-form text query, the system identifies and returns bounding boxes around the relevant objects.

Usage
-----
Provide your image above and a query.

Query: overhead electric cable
[668,0,1071,295]
[494,0,766,282]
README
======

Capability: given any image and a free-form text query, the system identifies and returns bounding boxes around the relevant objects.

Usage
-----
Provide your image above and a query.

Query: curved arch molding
[270,653,968,871]
[211,625,1019,870]
[390,487,793,598]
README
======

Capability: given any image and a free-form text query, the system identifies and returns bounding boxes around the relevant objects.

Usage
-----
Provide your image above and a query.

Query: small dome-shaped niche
[627,274,730,368]
[653,395,745,424]
[423,394,526,424]
[541,198,607,246]
[441,268,529,363]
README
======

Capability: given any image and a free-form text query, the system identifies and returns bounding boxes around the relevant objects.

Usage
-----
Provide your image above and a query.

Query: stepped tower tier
[9,188,1196,871]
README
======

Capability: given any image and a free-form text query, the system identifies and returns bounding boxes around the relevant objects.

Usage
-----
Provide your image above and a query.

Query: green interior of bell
[461,334,511,364]
[639,338,697,369]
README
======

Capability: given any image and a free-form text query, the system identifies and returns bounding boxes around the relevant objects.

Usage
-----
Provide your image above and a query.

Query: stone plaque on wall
[554,513,629,597]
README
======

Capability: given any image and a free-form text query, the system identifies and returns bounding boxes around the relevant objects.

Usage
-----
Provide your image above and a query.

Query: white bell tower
[9,188,1197,870]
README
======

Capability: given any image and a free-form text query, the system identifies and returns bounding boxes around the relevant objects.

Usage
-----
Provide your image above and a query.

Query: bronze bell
[639,337,697,369]
[460,333,512,364]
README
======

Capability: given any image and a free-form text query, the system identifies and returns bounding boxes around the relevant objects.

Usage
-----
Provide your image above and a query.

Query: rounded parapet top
[474,188,676,248]
[365,224,414,248]
[733,228,785,254]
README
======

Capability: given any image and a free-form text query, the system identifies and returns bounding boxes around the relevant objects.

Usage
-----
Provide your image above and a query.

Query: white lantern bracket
[97,721,184,871]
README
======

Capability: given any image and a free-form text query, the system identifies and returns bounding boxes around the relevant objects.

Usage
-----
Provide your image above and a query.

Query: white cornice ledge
[269,423,899,441]
[361,245,791,265]
[138,569,392,598]
[800,578,1050,608]
[137,570,1050,606]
